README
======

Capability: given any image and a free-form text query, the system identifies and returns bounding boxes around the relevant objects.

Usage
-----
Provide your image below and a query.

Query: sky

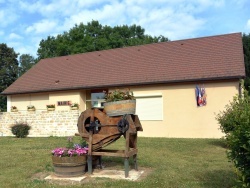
[0,0,250,58]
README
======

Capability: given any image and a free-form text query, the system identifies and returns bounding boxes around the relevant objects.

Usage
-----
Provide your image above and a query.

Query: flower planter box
[52,155,87,177]
[27,108,35,111]
[71,107,79,110]
[103,100,136,116]
[11,109,18,112]
[47,108,55,111]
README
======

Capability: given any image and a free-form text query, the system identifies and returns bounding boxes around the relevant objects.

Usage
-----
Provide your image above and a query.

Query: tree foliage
[243,33,250,90]
[217,88,250,187]
[0,44,19,111]
[37,20,168,60]
[18,54,36,77]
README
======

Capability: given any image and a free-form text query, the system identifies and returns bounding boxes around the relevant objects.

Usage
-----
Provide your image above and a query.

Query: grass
[0,136,237,188]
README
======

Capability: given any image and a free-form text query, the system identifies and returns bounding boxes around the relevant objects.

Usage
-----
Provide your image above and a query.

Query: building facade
[1,33,245,138]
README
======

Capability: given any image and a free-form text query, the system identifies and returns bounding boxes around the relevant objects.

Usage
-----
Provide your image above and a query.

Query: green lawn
[0,136,237,188]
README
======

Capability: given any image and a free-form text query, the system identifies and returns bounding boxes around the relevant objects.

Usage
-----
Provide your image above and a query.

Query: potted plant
[51,137,88,177]
[70,102,79,110]
[11,106,18,112]
[103,88,136,116]
[27,105,35,111]
[46,104,55,111]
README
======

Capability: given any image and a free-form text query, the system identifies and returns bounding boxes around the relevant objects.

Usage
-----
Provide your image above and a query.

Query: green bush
[217,90,250,187]
[11,122,31,138]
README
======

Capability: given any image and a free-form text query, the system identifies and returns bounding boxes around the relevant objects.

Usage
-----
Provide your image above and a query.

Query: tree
[37,20,169,60]
[19,54,36,77]
[243,33,250,90]
[0,44,19,111]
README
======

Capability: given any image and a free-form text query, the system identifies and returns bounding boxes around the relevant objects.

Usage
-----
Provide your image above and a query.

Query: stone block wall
[0,110,81,137]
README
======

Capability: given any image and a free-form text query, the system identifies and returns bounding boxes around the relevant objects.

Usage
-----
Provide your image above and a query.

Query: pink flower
[52,146,88,157]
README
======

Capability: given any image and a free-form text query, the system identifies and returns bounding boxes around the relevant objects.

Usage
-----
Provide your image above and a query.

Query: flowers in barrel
[104,88,135,102]
[103,88,136,116]
[52,137,88,157]
[51,137,88,177]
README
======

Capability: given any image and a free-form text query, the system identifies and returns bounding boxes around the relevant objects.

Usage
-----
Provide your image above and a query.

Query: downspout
[7,95,11,112]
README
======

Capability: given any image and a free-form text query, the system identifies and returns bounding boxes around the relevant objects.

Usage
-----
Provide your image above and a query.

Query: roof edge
[1,76,244,95]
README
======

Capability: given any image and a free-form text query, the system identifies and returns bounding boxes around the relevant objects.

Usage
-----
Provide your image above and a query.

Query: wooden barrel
[52,155,87,177]
[103,100,136,116]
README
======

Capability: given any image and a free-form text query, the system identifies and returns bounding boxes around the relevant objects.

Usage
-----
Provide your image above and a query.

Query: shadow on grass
[208,139,228,149]
[95,157,140,172]
[198,169,238,188]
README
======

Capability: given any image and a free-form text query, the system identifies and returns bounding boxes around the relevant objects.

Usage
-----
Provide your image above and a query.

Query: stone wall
[0,110,81,137]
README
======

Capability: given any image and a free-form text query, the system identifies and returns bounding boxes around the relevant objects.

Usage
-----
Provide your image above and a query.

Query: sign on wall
[57,101,71,106]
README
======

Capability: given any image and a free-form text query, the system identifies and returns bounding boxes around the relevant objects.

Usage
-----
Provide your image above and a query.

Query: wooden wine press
[76,108,143,177]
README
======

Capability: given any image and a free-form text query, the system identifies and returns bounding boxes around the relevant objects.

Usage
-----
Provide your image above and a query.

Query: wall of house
[8,93,49,111]
[8,90,85,112]
[129,80,239,138]
[0,110,80,137]
[4,80,239,138]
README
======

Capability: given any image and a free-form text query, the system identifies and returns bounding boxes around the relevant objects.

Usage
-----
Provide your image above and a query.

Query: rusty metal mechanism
[76,108,143,177]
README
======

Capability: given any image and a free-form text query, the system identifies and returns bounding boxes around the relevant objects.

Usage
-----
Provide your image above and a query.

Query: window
[135,94,163,121]
[91,93,105,107]
[86,89,107,109]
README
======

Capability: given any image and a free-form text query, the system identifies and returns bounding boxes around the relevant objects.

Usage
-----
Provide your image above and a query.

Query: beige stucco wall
[6,80,239,138]
[9,93,49,111]
[129,81,239,138]
[8,90,86,112]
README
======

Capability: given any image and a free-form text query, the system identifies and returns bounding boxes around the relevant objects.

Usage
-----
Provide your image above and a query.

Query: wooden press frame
[87,124,138,178]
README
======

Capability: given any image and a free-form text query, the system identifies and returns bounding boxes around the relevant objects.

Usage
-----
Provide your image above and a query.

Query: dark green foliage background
[243,33,250,90]
[37,20,168,60]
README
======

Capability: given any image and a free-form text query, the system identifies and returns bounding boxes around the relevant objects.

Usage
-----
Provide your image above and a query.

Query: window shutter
[135,96,163,120]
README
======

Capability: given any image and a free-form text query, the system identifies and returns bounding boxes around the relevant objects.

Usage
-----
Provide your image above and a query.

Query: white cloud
[135,7,205,40]
[8,41,37,57]
[25,19,58,34]
[2,0,249,59]
[0,6,19,27]
[232,0,249,7]
[62,1,126,29]
[18,1,43,14]
[9,33,22,39]
[18,0,114,18]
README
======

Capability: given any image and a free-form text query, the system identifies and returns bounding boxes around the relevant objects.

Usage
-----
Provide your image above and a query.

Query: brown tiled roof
[2,32,245,95]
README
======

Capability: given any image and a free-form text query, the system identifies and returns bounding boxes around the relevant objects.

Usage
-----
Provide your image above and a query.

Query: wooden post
[124,123,130,177]
[88,111,95,174]
[134,132,138,170]
[124,158,129,178]
[88,130,93,174]
[133,154,138,171]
